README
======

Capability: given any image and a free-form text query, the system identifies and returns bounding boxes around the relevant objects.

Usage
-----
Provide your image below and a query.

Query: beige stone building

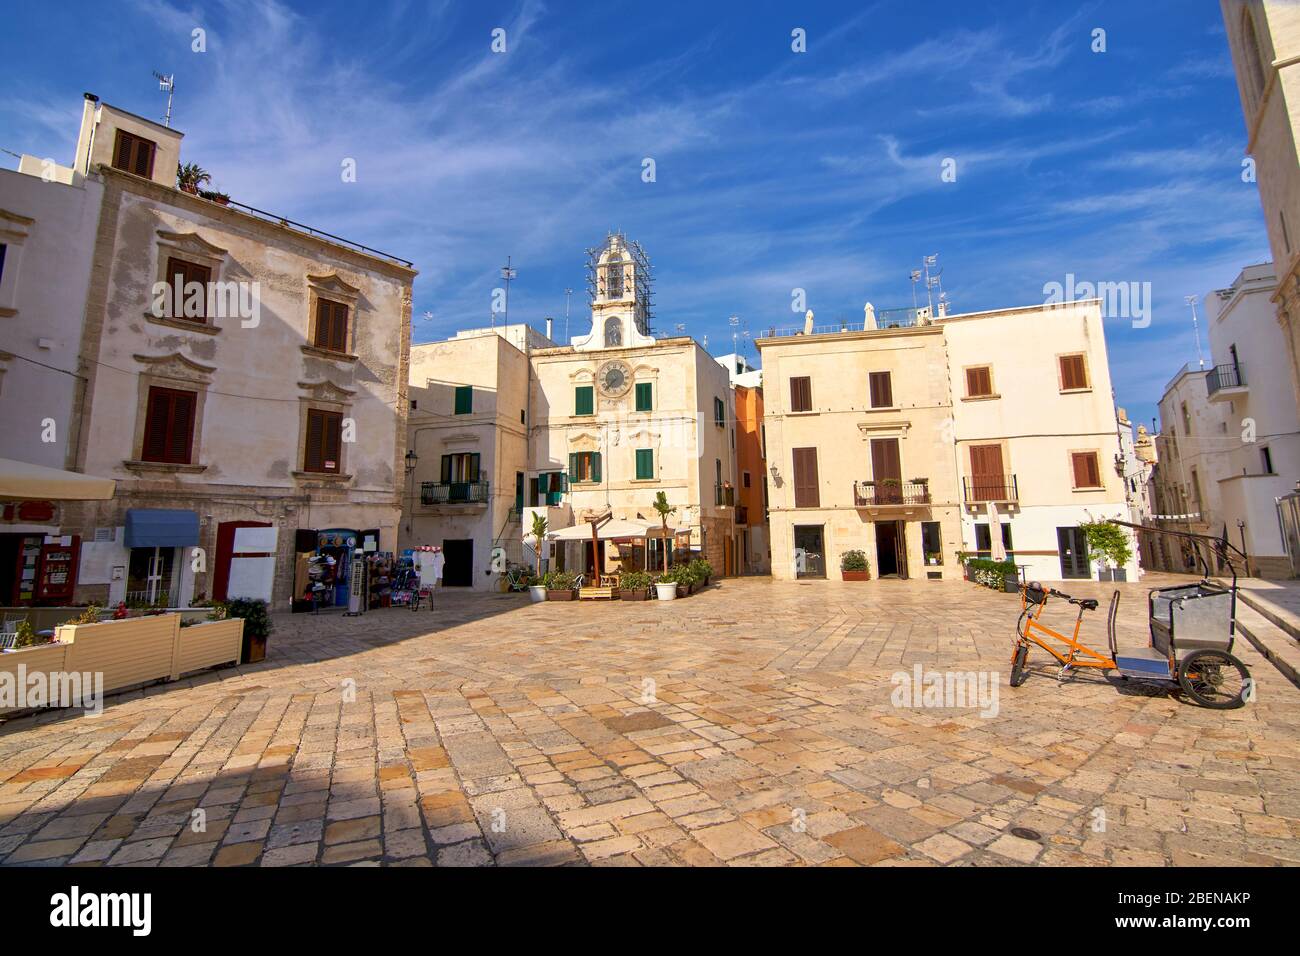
[1222,0,1300,409]
[759,300,1137,583]
[2,93,415,610]
[402,325,542,588]
[526,234,736,576]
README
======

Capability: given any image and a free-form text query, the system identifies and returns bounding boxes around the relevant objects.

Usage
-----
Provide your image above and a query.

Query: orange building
[733,383,769,574]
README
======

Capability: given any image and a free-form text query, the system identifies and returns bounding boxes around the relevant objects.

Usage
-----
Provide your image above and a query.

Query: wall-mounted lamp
[404,448,419,476]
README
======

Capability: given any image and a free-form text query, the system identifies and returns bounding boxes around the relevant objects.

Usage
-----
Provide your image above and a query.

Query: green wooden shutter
[635,382,652,411]
[441,455,451,483]
[454,385,473,415]
[575,386,593,415]
[569,453,579,484]
[469,453,481,482]
[591,452,601,483]
[636,448,653,479]
[715,397,725,426]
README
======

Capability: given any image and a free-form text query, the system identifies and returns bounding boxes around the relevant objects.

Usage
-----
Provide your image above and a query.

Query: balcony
[853,479,932,508]
[1205,363,1247,402]
[715,483,736,507]
[962,474,1019,505]
[421,481,490,506]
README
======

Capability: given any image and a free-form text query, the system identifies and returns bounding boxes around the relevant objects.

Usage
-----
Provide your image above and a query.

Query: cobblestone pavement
[2,574,1297,867]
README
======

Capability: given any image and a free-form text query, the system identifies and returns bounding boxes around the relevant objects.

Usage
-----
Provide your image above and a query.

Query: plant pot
[1096,569,1114,582]
[1003,574,1020,593]
[529,585,547,603]
[547,589,574,601]
[620,588,650,601]
[1112,568,1127,582]
[241,631,267,664]
[655,583,678,601]
[841,570,871,581]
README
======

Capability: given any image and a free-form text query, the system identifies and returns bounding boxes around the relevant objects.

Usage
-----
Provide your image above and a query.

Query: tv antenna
[153,71,175,127]
[1185,295,1205,369]
[499,256,517,327]
[564,287,573,341]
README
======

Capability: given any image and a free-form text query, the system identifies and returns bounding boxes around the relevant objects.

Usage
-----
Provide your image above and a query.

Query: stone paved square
[1,575,1297,867]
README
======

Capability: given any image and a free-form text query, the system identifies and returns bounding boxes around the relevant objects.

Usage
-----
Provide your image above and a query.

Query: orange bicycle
[1009,522,1252,710]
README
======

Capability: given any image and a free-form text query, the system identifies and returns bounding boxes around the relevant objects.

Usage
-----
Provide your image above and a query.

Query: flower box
[620,588,650,601]
[841,571,871,582]
[546,589,574,601]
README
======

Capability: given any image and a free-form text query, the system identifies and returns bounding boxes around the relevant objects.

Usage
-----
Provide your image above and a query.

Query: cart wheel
[1009,644,1030,687]
[1177,650,1250,709]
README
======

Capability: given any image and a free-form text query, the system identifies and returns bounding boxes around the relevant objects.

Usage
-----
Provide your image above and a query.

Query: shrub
[548,571,577,591]
[621,570,653,590]
[13,619,44,648]
[688,558,713,581]
[220,598,273,639]
[68,604,103,625]
[965,558,1017,589]
[1080,521,1133,570]
[657,566,684,585]
[841,550,870,572]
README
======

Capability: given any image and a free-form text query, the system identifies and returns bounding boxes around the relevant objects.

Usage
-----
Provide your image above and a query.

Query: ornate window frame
[304,272,361,362]
[124,351,215,473]
[293,378,356,481]
[148,230,229,333]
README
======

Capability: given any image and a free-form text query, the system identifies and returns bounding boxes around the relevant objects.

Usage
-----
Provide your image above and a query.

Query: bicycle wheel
[1177,650,1250,709]
[1009,643,1030,687]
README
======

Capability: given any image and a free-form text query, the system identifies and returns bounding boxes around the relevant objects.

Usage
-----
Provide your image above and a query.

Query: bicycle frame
[1016,589,1115,670]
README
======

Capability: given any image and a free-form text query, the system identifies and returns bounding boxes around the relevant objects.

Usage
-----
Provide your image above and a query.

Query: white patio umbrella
[988,501,1006,562]
[0,457,115,500]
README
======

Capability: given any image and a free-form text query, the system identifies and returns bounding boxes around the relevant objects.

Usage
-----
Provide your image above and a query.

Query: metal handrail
[218,197,415,268]
[1205,363,1245,395]
[962,474,1019,503]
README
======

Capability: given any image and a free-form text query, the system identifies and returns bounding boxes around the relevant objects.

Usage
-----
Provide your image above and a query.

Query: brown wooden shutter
[790,376,811,412]
[142,389,170,461]
[871,438,901,481]
[1060,354,1087,390]
[305,410,325,471]
[869,371,892,408]
[792,447,819,508]
[1072,452,1100,488]
[142,387,195,464]
[966,367,991,397]
[322,411,341,471]
[168,391,195,464]
[134,139,153,177]
[114,131,133,171]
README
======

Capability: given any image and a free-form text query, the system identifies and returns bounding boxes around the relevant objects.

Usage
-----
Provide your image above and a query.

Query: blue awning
[124,508,200,548]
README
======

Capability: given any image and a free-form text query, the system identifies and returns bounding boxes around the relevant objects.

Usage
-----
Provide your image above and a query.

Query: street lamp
[404,448,419,476]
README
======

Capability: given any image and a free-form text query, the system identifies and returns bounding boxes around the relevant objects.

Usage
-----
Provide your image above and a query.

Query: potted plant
[652,491,677,574]
[1080,521,1133,582]
[199,187,231,205]
[546,570,577,601]
[528,513,549,602]
[219,597,272,663]
[688,558,713,588]
[12,619,46,649]
[840,550,871,581]
[176,162,211,195]
[655,568,679,601]
[620,570,653,600]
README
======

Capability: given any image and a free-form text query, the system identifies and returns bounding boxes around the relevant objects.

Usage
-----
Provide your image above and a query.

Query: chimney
[545,316,553,341]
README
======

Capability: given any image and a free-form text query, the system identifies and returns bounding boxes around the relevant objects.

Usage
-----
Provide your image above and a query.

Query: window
[742,471,751,488]
[868,371,893,408]
[635,381,652,411]
[604,316,623,347]
[635,448,654,480]
[314,298,350,353]
[921,521,943,565]
[792,447,819,508]
[575,385,594,416]
[0,244,6,285]
[533,472,567,505]
[304,409,343,473]
[454,385,473,415]
[441,452,480,483]
[1262,446,1274,474]
[164,257,211,321]
[112,129,156,177]
[605,254,624,298]
[520,409,526,424]
[1181,401,1192,435]
[569,451,601,483]
[790,376,812,412]
[1059,354,1089,391]
[974,522,1014,556]
[410,399,418,410]
[1071,451,1102,489]
[965,366,993,398]
[714,396,725,427]
[141,386,196,464]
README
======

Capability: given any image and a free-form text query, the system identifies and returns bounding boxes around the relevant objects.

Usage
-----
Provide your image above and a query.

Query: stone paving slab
[1,574,1297,867]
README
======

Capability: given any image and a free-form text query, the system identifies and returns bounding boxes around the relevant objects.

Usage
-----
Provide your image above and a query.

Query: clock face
[597,360,632,397]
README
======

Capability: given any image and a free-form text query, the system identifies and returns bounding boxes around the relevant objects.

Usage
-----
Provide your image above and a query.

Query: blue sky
[0,0,1268,428]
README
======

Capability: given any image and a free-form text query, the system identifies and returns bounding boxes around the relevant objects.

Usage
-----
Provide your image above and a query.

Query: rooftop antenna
[1185,295,1205,369]
[563,287,573,341]
[910,270,922,311]
[729,314,740,354]
[923,254,942,316]
[499,256,516,328]
[153,71,175,127]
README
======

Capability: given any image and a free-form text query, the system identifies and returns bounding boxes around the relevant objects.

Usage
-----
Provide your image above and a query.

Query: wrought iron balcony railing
[421,480,490,505]
[853,479,932,507]
[962,474,1019,504]
[1205,363,1245,396]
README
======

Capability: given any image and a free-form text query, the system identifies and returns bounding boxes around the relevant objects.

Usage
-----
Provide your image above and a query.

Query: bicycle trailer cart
[1010,521,1252,709]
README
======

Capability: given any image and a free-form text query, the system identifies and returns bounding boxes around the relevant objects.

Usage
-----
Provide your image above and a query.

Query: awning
[546,519,689,542]
[0,457,116,501]
[125,508,200,548]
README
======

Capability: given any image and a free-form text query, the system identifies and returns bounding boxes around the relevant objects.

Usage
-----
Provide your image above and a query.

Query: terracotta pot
[546,590,574,601]
[620,589,650,601]
[841,570,871,581]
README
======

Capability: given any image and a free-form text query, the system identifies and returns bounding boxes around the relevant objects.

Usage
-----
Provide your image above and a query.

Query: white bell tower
[573,233,656,351]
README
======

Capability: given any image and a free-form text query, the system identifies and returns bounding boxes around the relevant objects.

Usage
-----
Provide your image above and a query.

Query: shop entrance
[442,539,474,586]
[875,521,908,579]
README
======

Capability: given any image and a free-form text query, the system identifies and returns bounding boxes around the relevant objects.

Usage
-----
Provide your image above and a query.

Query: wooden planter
[620,588,650,601]
[547,589,575,601]
[841,570,871,581]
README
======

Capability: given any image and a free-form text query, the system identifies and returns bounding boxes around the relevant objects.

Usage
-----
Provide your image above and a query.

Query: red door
[212,521,272,601]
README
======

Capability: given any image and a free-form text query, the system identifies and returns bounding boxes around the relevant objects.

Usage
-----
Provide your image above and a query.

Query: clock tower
[572,233,656,352]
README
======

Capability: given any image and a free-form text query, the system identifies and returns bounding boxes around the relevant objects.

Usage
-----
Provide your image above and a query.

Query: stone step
[1235,588,1300,643]
[1233,601,1300,690]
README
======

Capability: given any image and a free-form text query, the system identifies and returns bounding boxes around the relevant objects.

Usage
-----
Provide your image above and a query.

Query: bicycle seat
[1076,598,1099,611]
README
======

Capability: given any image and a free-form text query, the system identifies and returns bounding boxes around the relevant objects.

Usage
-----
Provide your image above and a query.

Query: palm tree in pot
[652,491,676,573]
